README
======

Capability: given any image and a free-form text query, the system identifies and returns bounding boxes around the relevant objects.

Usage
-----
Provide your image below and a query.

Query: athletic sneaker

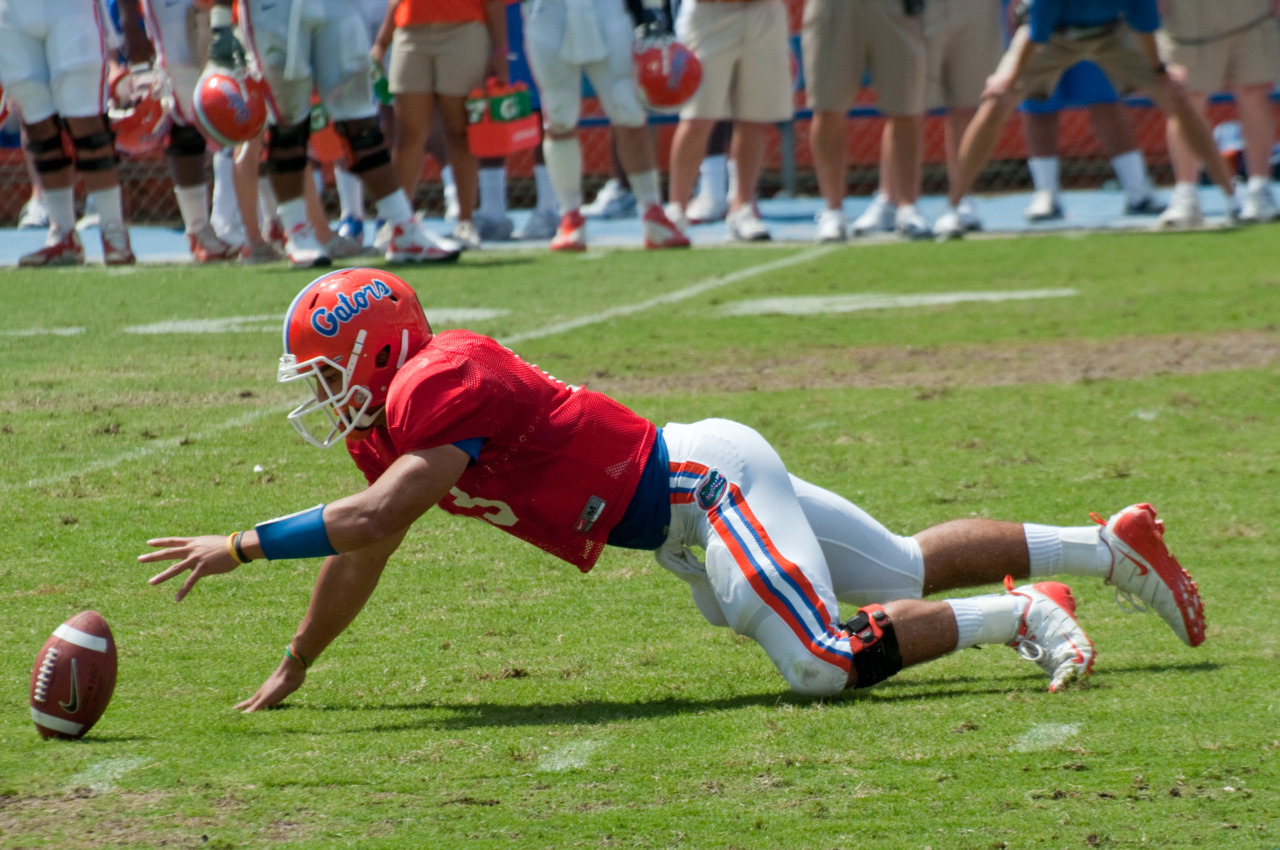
[1158,185,1204,229]
[550,209,588,251]
[581,178,637,219]
[240,241,282,265]
[1093,503,1206,647]
[851,193,895,236]
[18,228,85,267]
[285,222,331,269]
[385,221,462,263]
[1004,576,1096,692]
[452,219,482,251]
[1122,195,1166,216]
[663,202,689,233]
[642,203,691,249]
[188,224,239,263]
[515,207,559,241]
[1024,190,1064,222]
[814,208,848,243]
[18,196,49,230]
[895,204,931,240]
[686,191,729,224]
[336,215,364,243]
[101,224,136,266]
[267,218,287,251]
[956,197,983,232]
[325,232,366,260]
[726,205,771,242]
[474,212,515,242]
[931,208,964,241]
[1240,183,1280,223]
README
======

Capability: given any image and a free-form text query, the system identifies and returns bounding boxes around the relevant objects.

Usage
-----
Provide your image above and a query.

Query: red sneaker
[102,225,136,266]
[188,224,239,263]
[549,210,587,252]
[1094,504,1206,647]
[19,229,85,267]
[642,203,690,249]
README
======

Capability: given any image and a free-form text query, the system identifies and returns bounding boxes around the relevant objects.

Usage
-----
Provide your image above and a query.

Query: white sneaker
[188,224,239,264]
[101,224,136,266]
[452,220,482,251]
[956,197,983,232]
[325,232,366,260]
[1004,577,1096,693]
[851,193,895,236]
[1158,185,1204,229]
[1093,503,1206,647]
[515,207,560,241]
[663,202,689,233]
[285,222,331,269]
[1024,189,1064,222]
[931,208,964,240]
[1240,182,1280,223]
[385,221,462,263]
[18,196,49,230]
[372,219,395,253]
[239,241,282,265]
[895,204,931,240]
[686,191,729,224]
[642,204,691,249]
[726,205,770,242]
[581,178,637,219]
[813,208,848,243]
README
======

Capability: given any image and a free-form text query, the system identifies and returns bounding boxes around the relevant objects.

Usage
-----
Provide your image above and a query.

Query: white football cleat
[325,232,366,260]
[18,196,49,230]
[642,203,690,249]
[385,221,462,263]
[285,222,331,269]
[188,224,239,264]
[1005,577,1096,692]
[101,224,136,266]
[19,228,85,267]
[813,208,848,243]
[1094,503,1206,647]
[550,210,588,252]
[1158,185,1204,229]
[726,205,770,242]
[852,193,895,236]
[452,220,482,251]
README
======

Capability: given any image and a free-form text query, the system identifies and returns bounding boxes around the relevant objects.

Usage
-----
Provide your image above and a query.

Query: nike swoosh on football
[59,658,81,713]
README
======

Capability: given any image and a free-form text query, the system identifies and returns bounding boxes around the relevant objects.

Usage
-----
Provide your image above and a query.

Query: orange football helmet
[193,70,268,147]
[633,36,702,114]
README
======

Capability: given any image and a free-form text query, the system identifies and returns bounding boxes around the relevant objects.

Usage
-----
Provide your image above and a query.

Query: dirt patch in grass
[588,328,1280,396]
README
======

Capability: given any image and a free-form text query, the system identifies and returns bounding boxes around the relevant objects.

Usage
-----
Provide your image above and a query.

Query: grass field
[2,228,1279,848]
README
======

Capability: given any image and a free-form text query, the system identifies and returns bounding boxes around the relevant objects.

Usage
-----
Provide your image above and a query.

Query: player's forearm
[288,536,401,663]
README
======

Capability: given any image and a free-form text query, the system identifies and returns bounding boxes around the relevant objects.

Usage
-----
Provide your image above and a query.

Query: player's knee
[166,123,208,158]
[264,119,310,174]
[842,604,903,690]
[69,117,120,173]
[333,118,390,174]
[779,655,847,697]
[603,82,646,129]
[24,117,72,173]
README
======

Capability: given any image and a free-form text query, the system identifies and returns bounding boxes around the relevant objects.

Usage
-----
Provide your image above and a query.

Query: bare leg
[668,117,715,208]
[915,519,1031,595]
[810,109,848,211]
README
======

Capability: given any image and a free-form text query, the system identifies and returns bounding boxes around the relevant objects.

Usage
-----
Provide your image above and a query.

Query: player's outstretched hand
[235,656,306,713]
[140,535,244,601]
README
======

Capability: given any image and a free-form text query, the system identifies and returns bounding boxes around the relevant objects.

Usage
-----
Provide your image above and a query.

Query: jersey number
[448,487,518,527]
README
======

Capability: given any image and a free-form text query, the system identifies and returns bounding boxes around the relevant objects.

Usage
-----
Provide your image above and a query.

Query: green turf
[2,230,1278,847]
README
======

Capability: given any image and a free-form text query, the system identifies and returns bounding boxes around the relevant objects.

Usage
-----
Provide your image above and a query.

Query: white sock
[375,189,414,226]
[1111,149,1151,203]
[947,594,1027,650]
[277,196,308,232]
[1028,156,1060,195]
[258,178,278,230]
[210,150,239,231]
[697,154,728,202]
[478,166,507,218]
[533,164,558,214]
[726,157,740,204]
[89,186,125,230]
[1247,174,1270,192]
[175,183,210,233]
[335,166,363,221]
[542,135,583,213]
[45,187,77,234]
[627,168,661,209]
[1023,524,1109,579]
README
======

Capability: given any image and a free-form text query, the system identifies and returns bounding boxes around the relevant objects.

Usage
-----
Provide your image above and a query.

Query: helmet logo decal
[310,278,393,337]
[212,78,252,124]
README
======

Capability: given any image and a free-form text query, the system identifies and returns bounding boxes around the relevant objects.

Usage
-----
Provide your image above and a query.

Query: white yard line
[18,248,830,489]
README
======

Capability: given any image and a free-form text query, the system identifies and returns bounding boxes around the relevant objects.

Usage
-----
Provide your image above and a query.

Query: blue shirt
[1028,0,1161,43]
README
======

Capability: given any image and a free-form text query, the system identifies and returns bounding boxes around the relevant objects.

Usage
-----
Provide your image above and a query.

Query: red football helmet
[279,268,434,448]
[193,70,268,147]
[633,36,702,113]
[108,67,171,156]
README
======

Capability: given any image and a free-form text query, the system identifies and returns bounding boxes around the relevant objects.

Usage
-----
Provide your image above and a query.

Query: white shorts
[0,0,111,123]
[523,0,647,131]
[142,0,202,123]
[240,0,376,127]
[655,420,925,697]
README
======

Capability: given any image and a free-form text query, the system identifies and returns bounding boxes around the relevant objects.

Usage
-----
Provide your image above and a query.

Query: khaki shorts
[923,0,1003,111]
[802,0,925,117]
[1158,0,1280,91]
[676,0,793,123]
[1001,23,1165,100]
[388,20,489,98]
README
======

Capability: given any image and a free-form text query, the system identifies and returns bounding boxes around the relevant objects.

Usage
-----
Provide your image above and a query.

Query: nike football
[30,611,118,740]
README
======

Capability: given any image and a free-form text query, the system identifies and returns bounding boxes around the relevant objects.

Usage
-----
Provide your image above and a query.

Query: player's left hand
[140,535,243,601]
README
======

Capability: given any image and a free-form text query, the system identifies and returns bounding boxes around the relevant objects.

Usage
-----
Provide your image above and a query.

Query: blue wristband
[255,504,338,561]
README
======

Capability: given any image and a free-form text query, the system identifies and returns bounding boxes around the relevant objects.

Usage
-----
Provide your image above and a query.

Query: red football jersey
[347,330,657,571]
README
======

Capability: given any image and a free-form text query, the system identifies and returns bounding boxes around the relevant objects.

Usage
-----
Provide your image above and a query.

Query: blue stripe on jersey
[607,429,672,551]
[453,437,486,461]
